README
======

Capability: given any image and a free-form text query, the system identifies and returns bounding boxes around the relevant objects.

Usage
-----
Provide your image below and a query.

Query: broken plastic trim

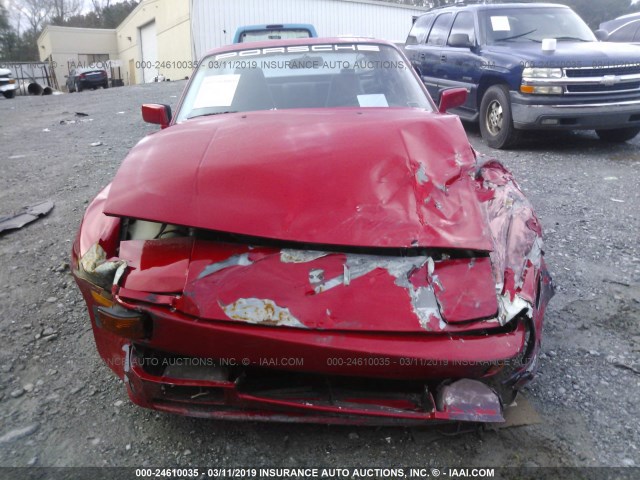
[0,200,54,234]
[77,243,127,290]
[436,379,504,423]
[497,292,533,326]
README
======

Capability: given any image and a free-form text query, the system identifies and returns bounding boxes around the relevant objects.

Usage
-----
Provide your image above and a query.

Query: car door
[420,12,454,101]
[405,13,434,75]
[438,11,484,118]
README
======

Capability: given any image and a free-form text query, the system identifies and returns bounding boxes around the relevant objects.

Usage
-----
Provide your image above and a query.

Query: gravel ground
[0,82,639,469]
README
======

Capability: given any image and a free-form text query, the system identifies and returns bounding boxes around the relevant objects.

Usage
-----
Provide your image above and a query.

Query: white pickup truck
[0,67,18,99]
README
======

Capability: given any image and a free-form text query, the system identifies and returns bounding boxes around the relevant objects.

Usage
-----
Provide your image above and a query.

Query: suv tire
[480,85,520,149]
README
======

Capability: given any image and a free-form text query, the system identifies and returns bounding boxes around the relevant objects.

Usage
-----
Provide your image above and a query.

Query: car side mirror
[141,104,172,128]
[438,88,468,113]
[448,33,474,48]
[594,29,609,41]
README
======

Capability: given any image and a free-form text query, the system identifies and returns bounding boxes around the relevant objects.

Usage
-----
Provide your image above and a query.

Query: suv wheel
[596,127,640,143]
[3,90,16,99]
[480,85,520,149]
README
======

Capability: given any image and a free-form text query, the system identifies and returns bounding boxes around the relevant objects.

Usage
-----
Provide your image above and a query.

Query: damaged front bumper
[125,342,506,424]
[74,274,539,425]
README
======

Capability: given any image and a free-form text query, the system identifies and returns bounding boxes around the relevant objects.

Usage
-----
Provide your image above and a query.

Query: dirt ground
[0,82,639,470]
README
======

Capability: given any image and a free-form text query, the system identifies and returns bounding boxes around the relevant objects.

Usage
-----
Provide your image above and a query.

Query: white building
[190,0,427,59]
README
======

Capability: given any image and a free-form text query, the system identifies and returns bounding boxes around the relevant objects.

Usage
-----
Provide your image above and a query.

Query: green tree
[63,11,102,28]
[99,0,138,28]
[3,0,138,61]
[49,0,83,25]
[0,4,24,61]
[60,0,138,28]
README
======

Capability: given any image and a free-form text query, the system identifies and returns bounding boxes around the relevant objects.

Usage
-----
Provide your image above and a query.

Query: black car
[597,13,640,44]
[66,68,109,92]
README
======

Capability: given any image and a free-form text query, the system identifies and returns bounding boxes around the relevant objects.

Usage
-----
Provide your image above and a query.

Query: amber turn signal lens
[90,289,113,307]
[96,306,149,339]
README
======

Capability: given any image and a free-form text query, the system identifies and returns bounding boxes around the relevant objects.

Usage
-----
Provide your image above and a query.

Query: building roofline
[336,0,428,11]
[115,0,158,33]
[38,25,117,44]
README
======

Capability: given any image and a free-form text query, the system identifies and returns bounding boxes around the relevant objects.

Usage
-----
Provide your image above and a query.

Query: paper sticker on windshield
[193,74,240,108]
[490,16,511,32]
[357,94,389,108]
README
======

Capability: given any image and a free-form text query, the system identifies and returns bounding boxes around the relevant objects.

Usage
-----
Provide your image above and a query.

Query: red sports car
[72,38,553,425]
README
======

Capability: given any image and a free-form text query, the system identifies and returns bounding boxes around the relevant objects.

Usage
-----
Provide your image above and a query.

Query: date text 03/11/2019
[134,467,497,478]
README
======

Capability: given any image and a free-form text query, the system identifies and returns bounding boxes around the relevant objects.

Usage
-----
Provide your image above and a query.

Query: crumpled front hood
[105,109,492,251]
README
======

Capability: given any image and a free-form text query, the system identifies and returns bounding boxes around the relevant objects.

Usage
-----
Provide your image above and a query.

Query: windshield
[176,43,432,122]
[480,8,596,45]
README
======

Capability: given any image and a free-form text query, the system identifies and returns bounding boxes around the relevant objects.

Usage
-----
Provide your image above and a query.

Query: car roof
[600,12,640,33]
[203,36,397,57]
[74,67,105,72]
[235,23,316,31]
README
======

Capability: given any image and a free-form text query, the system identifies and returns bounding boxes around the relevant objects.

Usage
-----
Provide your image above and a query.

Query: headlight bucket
[521,67,564,95]
[522,67,563,79]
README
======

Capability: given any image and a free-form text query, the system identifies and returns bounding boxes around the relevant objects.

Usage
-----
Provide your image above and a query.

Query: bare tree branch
[16,0,51,35]
[51,0,83,23]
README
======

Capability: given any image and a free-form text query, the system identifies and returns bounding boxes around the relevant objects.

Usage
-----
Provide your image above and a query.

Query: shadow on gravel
[143,409,574,467]
[462,121,640,156]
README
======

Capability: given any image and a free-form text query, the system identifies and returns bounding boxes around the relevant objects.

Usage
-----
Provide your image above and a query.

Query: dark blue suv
[405,2,640,148]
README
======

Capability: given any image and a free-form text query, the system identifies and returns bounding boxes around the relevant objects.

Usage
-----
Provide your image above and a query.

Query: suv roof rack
[425,0,493,13]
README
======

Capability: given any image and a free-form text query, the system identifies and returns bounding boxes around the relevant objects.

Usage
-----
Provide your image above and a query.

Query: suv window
[479,7,594,44]
[427,13,453,46]
[407,14,434,45]
[447,11,476,46]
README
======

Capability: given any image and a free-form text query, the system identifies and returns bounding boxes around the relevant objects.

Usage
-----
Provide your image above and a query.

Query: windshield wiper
[496,29,538,42]
[187,110,238,119]
[554,36,590,42]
